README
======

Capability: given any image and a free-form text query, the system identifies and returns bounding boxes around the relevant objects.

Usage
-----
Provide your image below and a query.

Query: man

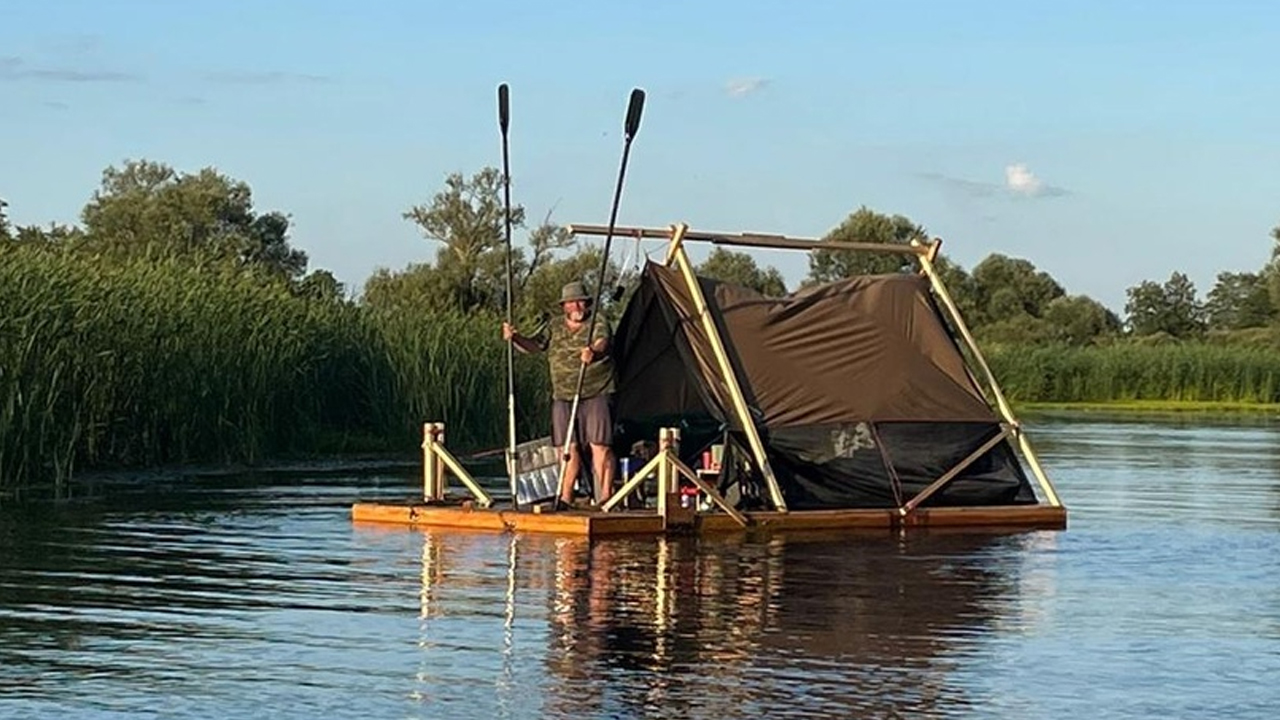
[502,281,617,509]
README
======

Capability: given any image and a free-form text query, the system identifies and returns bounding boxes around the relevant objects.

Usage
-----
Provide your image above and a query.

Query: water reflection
[4,415,1280,719]
[404,527,1044,719]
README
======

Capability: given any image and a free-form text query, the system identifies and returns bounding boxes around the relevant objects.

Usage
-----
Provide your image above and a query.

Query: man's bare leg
[590,443,615,505]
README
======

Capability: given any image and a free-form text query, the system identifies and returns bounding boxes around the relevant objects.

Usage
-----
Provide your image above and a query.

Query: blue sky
[2,0,1277,313]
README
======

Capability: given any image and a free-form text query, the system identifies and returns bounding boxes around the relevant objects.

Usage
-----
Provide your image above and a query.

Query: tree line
[5,160,1278,348]
[3,159,1280,495]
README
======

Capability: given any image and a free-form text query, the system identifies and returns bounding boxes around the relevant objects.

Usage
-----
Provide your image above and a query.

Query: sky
[2,0,1278,313]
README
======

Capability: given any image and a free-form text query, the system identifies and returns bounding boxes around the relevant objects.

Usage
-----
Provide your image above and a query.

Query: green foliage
[1265,224,1280,319]
[696,247,787,296]
[1205,271,1272,330]
[402,167,528,313]
[987,342,1280,404]
[806,206,926,283]
[0,243,551,495]
[930,255,981,322]
[1041,295,1123,346]
[1124,272,1206,338]
[78,159,308,282]
[10,157,1280,498]
[969,254,1065,326]
[0,246,357,493]
[518,244,624,323]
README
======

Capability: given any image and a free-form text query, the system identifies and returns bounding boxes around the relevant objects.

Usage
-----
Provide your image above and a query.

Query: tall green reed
[0,246,553,496]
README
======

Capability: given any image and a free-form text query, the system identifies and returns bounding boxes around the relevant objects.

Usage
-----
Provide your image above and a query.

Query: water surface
[2,414,1278,719]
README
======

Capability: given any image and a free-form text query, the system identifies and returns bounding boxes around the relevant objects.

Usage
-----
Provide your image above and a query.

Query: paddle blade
[624,88,645,139]
[498,83,510,132]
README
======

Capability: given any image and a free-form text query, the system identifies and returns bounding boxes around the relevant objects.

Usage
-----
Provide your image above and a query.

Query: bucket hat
[559,281,591,304]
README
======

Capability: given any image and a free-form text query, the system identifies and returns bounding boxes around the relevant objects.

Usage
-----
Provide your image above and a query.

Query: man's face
[562,299,587,322]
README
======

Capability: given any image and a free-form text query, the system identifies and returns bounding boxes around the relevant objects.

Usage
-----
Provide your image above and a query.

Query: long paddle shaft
[558,88,646,494]
[498,83,518,508]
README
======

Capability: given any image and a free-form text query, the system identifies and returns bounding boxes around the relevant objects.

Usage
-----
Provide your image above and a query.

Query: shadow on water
[402,526,1049,720]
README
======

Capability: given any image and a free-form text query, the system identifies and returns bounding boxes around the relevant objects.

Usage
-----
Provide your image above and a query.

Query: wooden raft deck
[350,500,1067,537]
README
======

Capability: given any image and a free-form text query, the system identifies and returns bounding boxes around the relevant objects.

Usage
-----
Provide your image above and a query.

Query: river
[2,413,1278,719]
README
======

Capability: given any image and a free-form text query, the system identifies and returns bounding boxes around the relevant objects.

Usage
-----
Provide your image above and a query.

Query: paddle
[557,87,646,503]
[498,82,518,508]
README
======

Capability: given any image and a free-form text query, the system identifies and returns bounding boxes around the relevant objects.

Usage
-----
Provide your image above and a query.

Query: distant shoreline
[1018,400,1280,415]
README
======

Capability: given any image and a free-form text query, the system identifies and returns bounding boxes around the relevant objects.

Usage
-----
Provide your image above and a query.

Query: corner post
[423,422,444,502]
[910,238,1063,508]
[656,428,672,518]
[665,222,788,512]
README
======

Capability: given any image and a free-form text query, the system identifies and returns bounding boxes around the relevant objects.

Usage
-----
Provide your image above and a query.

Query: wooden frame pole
[910,238,1063,508]
[666,223,789,512]
[671,460,749,527]
[569,223,928,256]
[900,425,1013,516]
[423,422,441,502]
[599,452,665,512]
[420,421,496,508]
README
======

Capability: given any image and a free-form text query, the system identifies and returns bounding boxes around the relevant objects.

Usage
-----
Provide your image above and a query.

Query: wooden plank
[351,502,1065,536]
[567,223,927,256]
[907,504,1068,529]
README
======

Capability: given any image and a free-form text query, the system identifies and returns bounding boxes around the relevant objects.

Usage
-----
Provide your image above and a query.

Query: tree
[806,206,926,284]
[519,244,624,324]
[0,197,9,241]
[969,254,1065,326]
[1264,223,1280,319]
[296,269,346,303]
[1042,295,1122,345]
[361,262,460,315]
[1205,271,1273,330]
[402,167,528,314]
[1124,271,1206,338]
[924,255,983,331]
[696,247,787,296]
[78,159,308,281]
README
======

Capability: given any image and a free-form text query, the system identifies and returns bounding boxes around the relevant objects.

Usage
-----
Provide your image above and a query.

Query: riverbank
[1020,400,1280,415]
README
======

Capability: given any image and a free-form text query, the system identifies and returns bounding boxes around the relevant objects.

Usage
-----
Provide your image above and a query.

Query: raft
[352,222,1068,537]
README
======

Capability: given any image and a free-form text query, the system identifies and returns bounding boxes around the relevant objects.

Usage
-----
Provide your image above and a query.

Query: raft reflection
[415,528,1046,718]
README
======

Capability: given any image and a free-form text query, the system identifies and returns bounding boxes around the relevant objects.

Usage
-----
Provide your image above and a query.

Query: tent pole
[910,238,1063,508]
[568,223,929,256]
[666,222,789,513]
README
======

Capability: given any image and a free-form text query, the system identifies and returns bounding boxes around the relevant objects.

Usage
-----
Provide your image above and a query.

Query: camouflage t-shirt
[531,315,616,401]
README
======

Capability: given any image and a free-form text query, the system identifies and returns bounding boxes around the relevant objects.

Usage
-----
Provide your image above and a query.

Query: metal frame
[567,221,1064,515]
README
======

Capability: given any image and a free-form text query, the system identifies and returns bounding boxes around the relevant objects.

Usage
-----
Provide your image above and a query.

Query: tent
[589,223,1057,513]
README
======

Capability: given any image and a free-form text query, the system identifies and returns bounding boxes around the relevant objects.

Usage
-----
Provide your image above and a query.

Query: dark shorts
[552,394,614,447]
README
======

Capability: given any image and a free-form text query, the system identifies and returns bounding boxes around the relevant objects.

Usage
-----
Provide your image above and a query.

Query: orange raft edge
[350,499,1067,537]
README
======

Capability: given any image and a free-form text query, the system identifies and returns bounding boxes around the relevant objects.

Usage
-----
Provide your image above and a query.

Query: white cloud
[919,164,1070,201]
[725,77,769,98]
[1004,163,1043,196]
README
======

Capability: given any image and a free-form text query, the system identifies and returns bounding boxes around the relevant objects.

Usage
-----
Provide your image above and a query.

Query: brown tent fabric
[610,261,1038,510]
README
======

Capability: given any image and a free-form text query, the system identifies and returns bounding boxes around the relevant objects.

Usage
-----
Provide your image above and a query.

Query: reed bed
[985,343,1280,404]
[8,244,1280,497]
[0,247,547,496]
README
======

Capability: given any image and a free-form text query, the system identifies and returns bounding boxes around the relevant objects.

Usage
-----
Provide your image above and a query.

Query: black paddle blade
[498,83,510,132]
[624,88,645,139]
